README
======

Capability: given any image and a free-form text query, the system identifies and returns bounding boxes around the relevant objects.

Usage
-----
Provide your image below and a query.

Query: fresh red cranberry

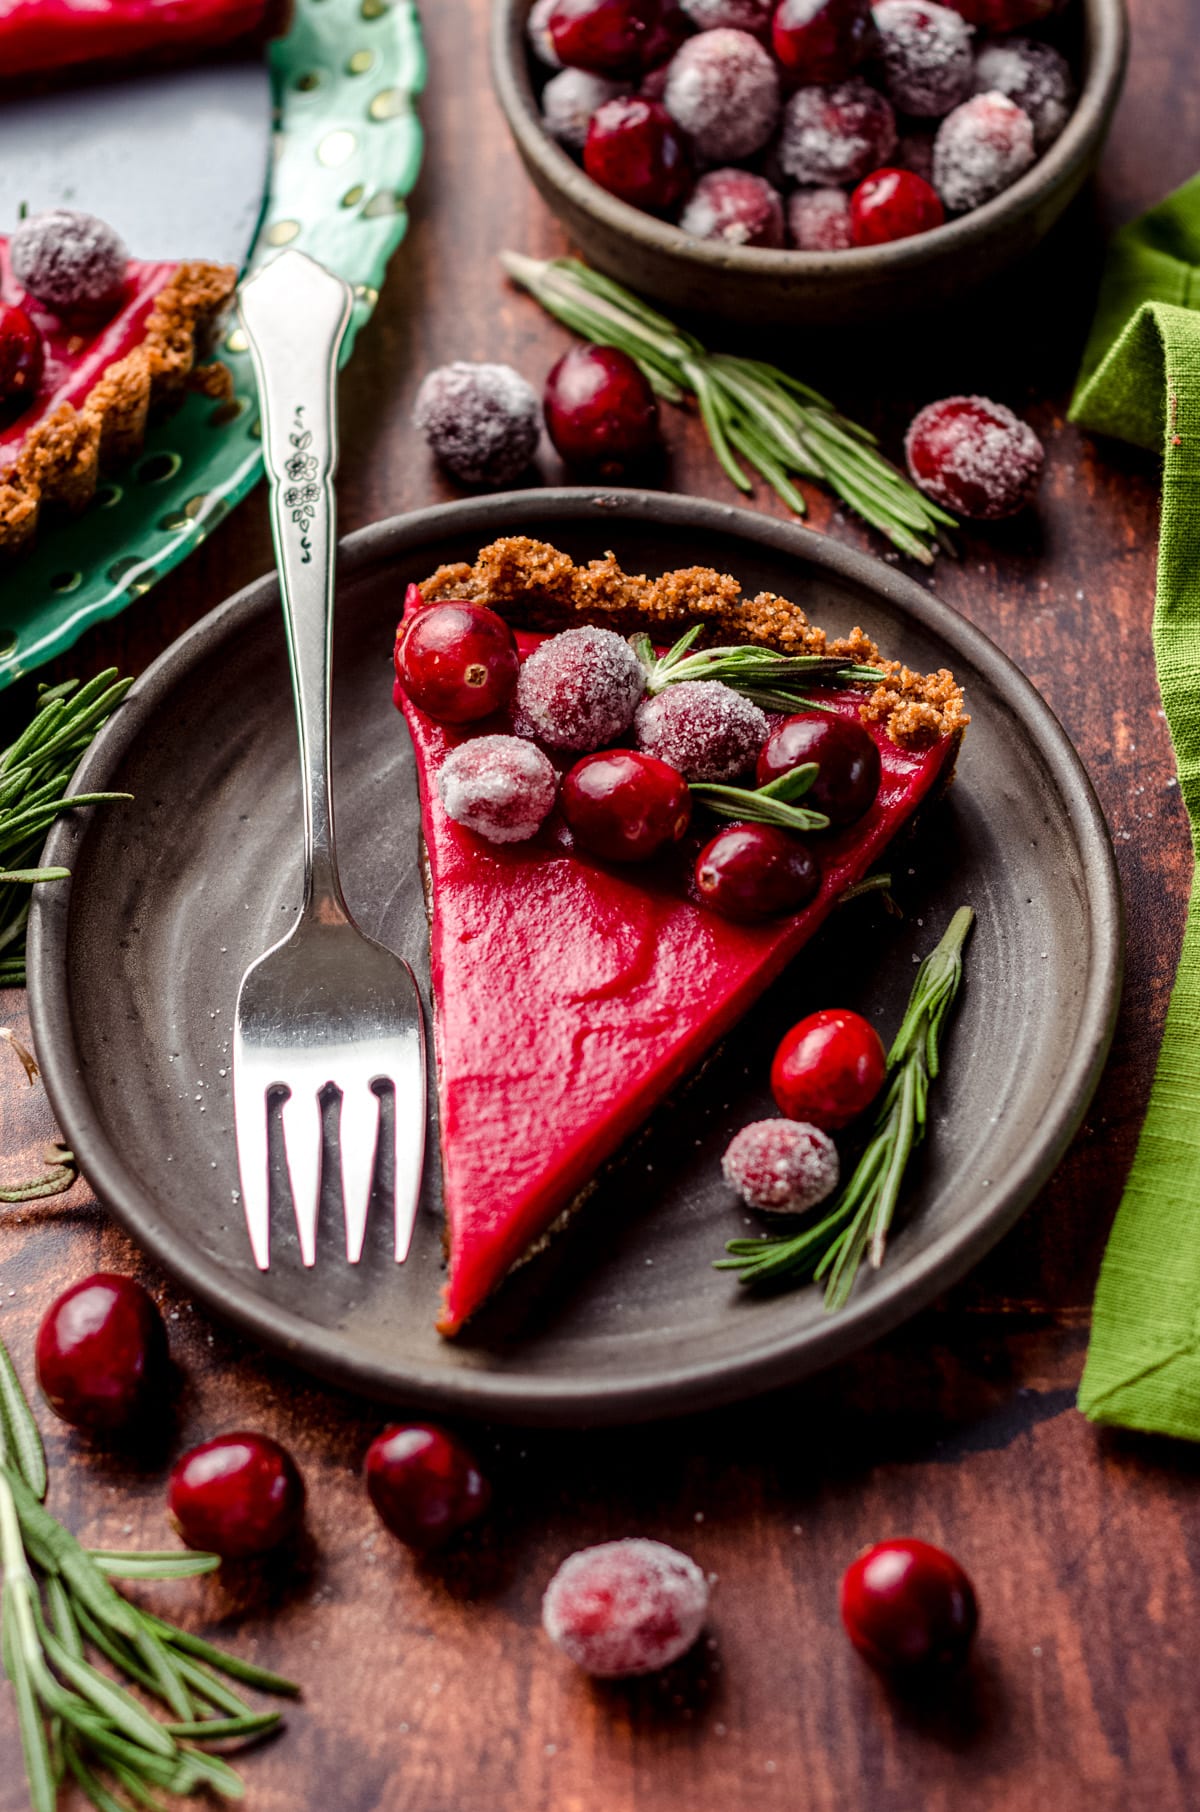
[35,1274,168,1433]
[584,96,692,213]
[771,1006,886,1130]
[680,168,786,248]
[0,303,44,408]
[850,168,944,244]
[549,0,663,73]
[840,1539,978,1671]
[167,1433,304,1559]
[365,1423,491,1550]
[544,344,660,475]
[905,394,1044,520]
[771,0,874,82]
[695,823,820,921]
[942,0,1063,26]
[638,0,691,67]
[562,750,691,861]
[542,1538,709,1676]
[395,601,519,724]
[756,713,881,828]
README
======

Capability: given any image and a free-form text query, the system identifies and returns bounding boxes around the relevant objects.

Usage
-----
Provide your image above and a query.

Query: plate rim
[28,489,1124,1425]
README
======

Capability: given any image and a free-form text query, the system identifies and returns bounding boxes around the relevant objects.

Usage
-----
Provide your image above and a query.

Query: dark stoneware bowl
[492,0,1128,326]
[29,492,1121,1425]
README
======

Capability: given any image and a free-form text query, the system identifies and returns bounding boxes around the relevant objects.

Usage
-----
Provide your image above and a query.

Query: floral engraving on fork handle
[282,403,320,563]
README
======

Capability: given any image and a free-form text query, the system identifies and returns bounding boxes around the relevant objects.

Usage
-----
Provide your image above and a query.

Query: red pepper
[0,0,285,80]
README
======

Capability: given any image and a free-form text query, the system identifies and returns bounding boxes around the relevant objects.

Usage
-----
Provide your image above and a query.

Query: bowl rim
[491,0,1130,282]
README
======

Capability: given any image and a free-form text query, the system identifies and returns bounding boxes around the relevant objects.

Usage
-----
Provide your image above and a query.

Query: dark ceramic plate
[29,492,1122,1426]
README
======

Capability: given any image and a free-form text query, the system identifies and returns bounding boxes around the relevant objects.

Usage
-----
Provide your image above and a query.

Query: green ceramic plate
[0,0,425,689]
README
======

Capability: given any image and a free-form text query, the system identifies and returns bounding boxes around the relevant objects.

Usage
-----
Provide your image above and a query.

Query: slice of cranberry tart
[394,537,968,1335]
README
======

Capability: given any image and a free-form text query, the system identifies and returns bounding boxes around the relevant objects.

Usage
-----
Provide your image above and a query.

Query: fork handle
[238,251,355,918]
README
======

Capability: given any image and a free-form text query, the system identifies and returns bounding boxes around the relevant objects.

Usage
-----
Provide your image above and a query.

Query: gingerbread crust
[419,537,968,752]
[0,260,237,554]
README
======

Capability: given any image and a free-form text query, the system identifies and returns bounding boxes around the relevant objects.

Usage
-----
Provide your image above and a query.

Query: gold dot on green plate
[159,511,191,532]
[341,183,366,209]
[368,87,404,121]
[107,556,155,594]
[0,629,16,658]
[347,49,375,74]
[210,397,247,428]
[93,483,122,509]
[318,128,358,168]
[362,191,404,220]
[294,70,321,91]
[184,494,208,520]
[225,326,249,354]
[48,572,81,594]
[361,0,389,17]
[355,283,380,305]
[265,219,301,247]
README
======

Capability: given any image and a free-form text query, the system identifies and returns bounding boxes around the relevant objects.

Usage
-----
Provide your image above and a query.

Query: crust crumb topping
[420,537,968,751]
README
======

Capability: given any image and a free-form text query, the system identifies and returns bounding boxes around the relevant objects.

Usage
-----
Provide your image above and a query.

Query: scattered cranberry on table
[413,361,541,487]
[35,1273,168,1433]
[757,712,882,826]
[395,601,519,724]
[437,734,559,844]
[695,823,820,921]
[905,394,1044,520]
[850,166,944,244]
[584,95,692,212]
[0,302,44,406]
[167,1432,304,1560]
[722,1117,839,1212]
[840,1538,979,1671]
[548,0,662,73]
[543,342,661,473]
[542,1538,709,1676]
[771,1006,886,1129]
[562,749,692,861]
[771,0,874,84]
[365,1423,491,1550]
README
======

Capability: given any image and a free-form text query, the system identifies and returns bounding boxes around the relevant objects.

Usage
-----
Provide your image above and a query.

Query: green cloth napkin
[1070,173,1200,1438]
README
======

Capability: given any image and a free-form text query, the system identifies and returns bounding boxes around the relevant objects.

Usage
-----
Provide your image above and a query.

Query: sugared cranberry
[682,0,772,28]
[771,0,874,83]
[167,1433,304,1559]
[549,0,662,73]
[872,1,973,118]
[680,168,786,247]
[943,0,1063,27]
[515,625,646,750]
[635,680,767,781]
[972,37,1074,151]
[529,0,564,64]
[395,601,519,724]
[722,1118,839,1212]
[771,1006,886,1130]
[779,77,897,187]
[562,750,691,861]
[413,361,541,486]
[365,1423,490,1550]
[35,1274,167,1433]
[663,28,781,162]
[840,1539,978,1671]
[757,712,881,827]
[850,167,944,244]
[11,208,128,314]
[542,1538,709,1676]
[584,96,692,212]
[905,394,1044,520]
[543,344,660,474]
[932,90,1035,214]
[437,734,558,844]
[542,67,630,150]
[788,185,854,249]
[0,303,44,407]
[695,823,820,921]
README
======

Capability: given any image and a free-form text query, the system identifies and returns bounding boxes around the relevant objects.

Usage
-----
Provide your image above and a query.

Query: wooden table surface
[3,3,1200,1807]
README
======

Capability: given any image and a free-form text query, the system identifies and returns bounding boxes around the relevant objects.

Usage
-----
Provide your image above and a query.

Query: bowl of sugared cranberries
[492,0,1126,324]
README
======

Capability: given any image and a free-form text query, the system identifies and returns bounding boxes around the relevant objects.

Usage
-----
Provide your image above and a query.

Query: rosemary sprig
[502,253,957,564]
[717,906,974,1307]
[0,672,132,989]
[631,623,882,716]
[691,763,830,834]
[0,1334,298,1812]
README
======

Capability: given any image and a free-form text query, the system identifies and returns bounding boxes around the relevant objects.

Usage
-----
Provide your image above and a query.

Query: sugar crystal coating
[635,680,767,781]
[528,0,563,64]
[11,208,129,312]
[542,1539,709,1677]
[515,625,647,750]
[413,362,541,486]
[681,0,773,29]
[905,393,1043,519]
[932,89,1034,212]
[437,734,558,843]
[872,1,974,118]
[542,67,630,149]
[722,1118,840,1212]
[788,184,854,249]
[972,36,1073,150]
[779,78,897,187]
[663,28,781,162]
[680,168,786,246]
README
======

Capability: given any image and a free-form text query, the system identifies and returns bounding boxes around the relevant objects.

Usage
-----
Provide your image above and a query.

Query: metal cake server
[233,248,426,1271]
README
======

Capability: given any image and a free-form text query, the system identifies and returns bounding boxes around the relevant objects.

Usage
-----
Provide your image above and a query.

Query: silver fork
[233,249,426,1271]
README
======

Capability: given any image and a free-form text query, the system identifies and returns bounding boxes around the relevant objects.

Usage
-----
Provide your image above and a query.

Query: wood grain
[3,0,1200,1805]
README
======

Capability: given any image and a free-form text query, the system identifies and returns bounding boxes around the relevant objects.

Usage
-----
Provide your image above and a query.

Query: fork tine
[281,1085,324,1266]
[232,1052,272,1271]
[339,1084,381,1264]
[392,1043,426,1265]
